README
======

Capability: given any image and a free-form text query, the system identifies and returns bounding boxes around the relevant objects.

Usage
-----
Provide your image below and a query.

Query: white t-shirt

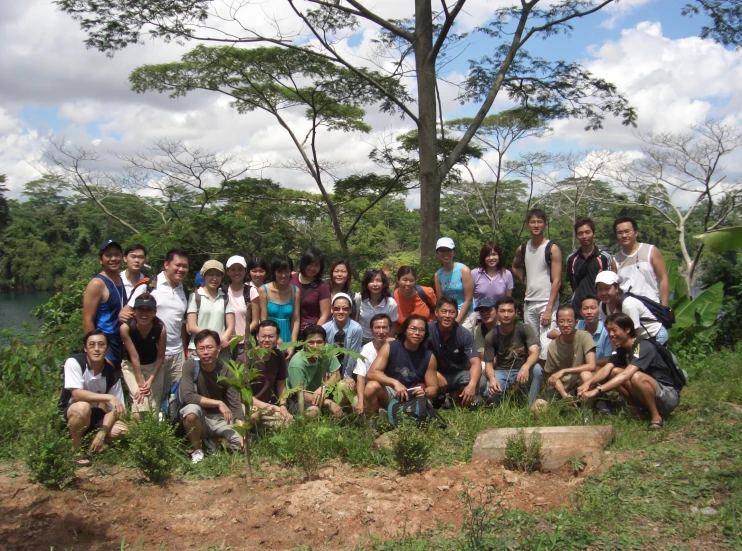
[227,284,259,337]
[121,270,145,302]
[63,357,125,410]
[599,295,662,341]
[145,272,188,356]
[187,288,235,350]
[358,297,399,340]
[354,341,380,377]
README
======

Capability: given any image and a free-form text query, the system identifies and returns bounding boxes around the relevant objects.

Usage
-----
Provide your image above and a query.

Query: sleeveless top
[614,243,661,303]
[524,240,552,302]
[263,284,297,342]
[94,274,127,336]
[437,262,465,310]
[123,317,164,365]
[386,339,432,387]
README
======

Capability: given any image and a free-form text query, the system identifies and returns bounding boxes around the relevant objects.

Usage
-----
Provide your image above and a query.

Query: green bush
[391,422,433,476]
[0,336,67,396]
[128,412,183,483]
[0,393,35,459]
[24,409,76,489]
[503,429,543,473]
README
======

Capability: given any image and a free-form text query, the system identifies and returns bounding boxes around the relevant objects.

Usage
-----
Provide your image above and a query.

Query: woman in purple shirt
[472,241,513,309]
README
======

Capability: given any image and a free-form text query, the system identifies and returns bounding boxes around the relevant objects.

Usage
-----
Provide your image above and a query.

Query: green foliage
[458,483,504,551]
[391,421,433,476]
[23,400,76,489]
[270,416,325,480]
[0,393,35,459]
[695,225,742,252]
[503,429,543,473]
[0,333,67,396]
[127,412,183,483]
[32,278,86,345]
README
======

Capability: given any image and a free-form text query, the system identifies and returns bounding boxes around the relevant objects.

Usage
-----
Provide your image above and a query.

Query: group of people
[61,209,684,463]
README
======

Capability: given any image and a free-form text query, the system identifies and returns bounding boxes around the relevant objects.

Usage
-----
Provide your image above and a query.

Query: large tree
[56,0,636,262]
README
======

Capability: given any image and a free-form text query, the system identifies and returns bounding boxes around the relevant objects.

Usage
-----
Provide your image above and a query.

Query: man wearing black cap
[120,293,166,418]
[83,240,127,366]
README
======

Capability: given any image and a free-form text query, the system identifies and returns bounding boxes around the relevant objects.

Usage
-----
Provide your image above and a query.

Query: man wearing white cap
[225,255,260,362]
[186,260,235,361]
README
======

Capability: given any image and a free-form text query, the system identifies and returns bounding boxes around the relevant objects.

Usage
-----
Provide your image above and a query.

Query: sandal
[648,419,664,431]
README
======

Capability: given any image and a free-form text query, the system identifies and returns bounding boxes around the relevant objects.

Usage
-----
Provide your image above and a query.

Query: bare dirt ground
[0,455,616,551]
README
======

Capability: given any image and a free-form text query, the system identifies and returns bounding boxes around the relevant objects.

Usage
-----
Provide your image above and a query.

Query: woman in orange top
[393,266,437,332]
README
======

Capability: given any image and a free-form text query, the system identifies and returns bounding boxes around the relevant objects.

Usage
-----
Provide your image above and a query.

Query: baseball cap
[98,239,123,253]
[474,297,497,311]
[133,296,157,310]
[200,260,225,276]
[594,271,619,287]
[226,255,247,268]
[436,237,455,250]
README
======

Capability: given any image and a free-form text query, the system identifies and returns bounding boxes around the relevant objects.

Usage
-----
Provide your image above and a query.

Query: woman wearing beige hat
[186,260,235,361]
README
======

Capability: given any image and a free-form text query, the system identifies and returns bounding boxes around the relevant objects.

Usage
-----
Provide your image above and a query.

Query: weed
[24,409,76,489]
[127,412,183,483]
[503,429,543,473]
[458,482,503,551]
[391,421,432,476]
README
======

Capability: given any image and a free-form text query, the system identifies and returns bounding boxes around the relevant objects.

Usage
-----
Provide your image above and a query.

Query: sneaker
[191,449,205,464]
[469,395,484,409]
[595,400,611,415]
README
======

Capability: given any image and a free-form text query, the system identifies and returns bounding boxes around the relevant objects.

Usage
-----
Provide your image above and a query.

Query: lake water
[0,291,56,332]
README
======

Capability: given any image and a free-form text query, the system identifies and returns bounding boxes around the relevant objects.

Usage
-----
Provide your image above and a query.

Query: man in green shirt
[287,324,342,418]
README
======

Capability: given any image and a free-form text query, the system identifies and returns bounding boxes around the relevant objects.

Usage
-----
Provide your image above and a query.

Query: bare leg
[627,372,662,423]
[182,413,203,451]
[66,402,92,449]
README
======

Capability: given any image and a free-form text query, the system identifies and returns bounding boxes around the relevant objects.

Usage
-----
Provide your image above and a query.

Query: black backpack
[416,285,434,316]
[648,340,687,390]
[603,290,675,329]
[388,396,447,428]
[57,353,119,413]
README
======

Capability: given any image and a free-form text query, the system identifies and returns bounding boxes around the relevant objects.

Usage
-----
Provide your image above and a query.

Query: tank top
[437,262,465,310]
[614,243,661,303]
[524,240,552,302]
[263,284,297,342]
[386,339,432,387]
[94,274,126,336]
[123,318,164,364]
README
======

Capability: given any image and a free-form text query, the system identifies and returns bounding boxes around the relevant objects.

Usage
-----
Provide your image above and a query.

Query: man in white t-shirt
[121,243,147,299]
[353,313,391,415]
[59,330,127,454]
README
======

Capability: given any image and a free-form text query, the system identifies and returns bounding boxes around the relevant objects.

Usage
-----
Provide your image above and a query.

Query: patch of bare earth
[0,455,614,551]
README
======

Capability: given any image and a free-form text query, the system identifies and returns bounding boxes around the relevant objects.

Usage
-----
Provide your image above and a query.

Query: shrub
[128,412,183,483]
[0,393,35,459]
[391,422,433,476]
[24,412,76,489]
[0,336,67,396]
[503,429,543,473]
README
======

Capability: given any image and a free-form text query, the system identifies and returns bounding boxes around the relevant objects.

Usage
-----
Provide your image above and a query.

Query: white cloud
[600,0,655,29]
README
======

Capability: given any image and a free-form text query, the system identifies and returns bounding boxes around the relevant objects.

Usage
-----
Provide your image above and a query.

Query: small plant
[503,429,543,473]
[568,456,586,476]
[25,415,76,489]
[279,417,325,480]
[458,481,503,551]
[128,411,183,483]
[391,421,433,476]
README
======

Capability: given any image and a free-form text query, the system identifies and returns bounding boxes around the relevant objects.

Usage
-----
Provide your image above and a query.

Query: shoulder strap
[194,290,202,311]
[415,285,433,314]
[520,241,528,276]
[300,280,319,302]
[545,240,553,266]
[102,361,118,392]
[516,324,528,346]
[193,361,201,383]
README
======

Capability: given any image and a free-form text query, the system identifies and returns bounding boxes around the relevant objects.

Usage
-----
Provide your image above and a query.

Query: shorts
[121,360,165,413]
[62,404,107,435]
[179,403,242,450]
[655,381,680,418]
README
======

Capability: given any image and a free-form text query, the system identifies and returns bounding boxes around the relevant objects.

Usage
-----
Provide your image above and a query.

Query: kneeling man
[59,330,128,454]
[364,315,439,415]
[577,313,681,430]
[180,329,245,464]
[545,305,597,403]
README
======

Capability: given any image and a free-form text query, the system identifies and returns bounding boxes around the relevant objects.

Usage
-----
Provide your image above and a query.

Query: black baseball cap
[99,239,123,253]
[474,297,497,311]
[134,296,157,309]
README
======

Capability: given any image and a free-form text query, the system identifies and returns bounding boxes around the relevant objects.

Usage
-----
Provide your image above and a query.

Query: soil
[0,455,614,551]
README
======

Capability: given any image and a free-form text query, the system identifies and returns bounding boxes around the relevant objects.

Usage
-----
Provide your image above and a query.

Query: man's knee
[67,402,92,424]
[364,380,381,398]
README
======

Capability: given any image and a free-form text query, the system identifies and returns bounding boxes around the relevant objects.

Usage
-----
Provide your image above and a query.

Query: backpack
[602,290,675,329]
[161,361,201,422]
[388,396,447,428]
[570,249,609,287]
[642,340,688,390]
[57,353,119,413]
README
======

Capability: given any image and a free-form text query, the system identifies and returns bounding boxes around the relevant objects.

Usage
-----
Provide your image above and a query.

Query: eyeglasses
[616,230,634,236]
[196,345,217,352]
[407,327,426,334]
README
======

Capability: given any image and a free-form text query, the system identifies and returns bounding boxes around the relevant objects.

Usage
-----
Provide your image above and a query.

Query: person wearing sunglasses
[322,293,363,389]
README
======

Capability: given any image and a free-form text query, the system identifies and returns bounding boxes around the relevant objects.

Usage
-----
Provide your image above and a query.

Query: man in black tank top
[363,315,439,416]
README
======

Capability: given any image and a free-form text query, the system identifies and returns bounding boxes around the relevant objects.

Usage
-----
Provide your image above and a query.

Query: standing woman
[472,241,513,310]
[433,237,475,330]
[225,255,260,361]
[246,255,270,290]
[357,269,398,344]
[290,247,331,335]
[393,266,437,332]
[259,255,301,359]
[329,259,360,318]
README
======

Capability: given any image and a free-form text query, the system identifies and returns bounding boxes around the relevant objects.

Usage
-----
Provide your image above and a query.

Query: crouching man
[59,330,128,454]
[363,315,439,415]
[577,313,681,430]
[180,329,245,464]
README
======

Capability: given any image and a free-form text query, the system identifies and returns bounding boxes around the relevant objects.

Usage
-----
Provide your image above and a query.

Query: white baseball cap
[226,255,247,268]
[594,270,619,287]
[436,237,455,250]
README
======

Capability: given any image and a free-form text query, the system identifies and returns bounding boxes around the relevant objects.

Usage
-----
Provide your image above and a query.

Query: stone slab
[472,425,615,471]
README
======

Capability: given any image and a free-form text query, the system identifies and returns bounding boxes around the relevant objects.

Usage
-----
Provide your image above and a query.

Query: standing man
[121,244,147,299]
[566,218,612,314]
[483,297,542,406]
[612,216,669,306]
[83,240,127,366]
[512,209,562,364]
[353,313,392,415]
[426,296,484,406]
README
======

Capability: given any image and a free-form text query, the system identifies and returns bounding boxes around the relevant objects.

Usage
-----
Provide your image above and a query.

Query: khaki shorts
[121,360,164,413]
[161,351,186,403]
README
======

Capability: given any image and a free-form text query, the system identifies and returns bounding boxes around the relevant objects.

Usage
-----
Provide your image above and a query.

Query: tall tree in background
[0,175,10,232]
[55,0,637,263]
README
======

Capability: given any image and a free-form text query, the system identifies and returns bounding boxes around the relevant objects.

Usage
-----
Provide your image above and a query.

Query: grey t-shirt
[483,323,539,371]
[180,358,245,421]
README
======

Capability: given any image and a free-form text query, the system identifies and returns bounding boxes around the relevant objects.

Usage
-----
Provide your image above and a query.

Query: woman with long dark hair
[290,247,331,334]
[357,269,398,343]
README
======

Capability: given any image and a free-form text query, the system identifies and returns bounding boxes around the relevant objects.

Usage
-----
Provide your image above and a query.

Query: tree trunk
[244,437,252,484]
[415,0,440,266]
